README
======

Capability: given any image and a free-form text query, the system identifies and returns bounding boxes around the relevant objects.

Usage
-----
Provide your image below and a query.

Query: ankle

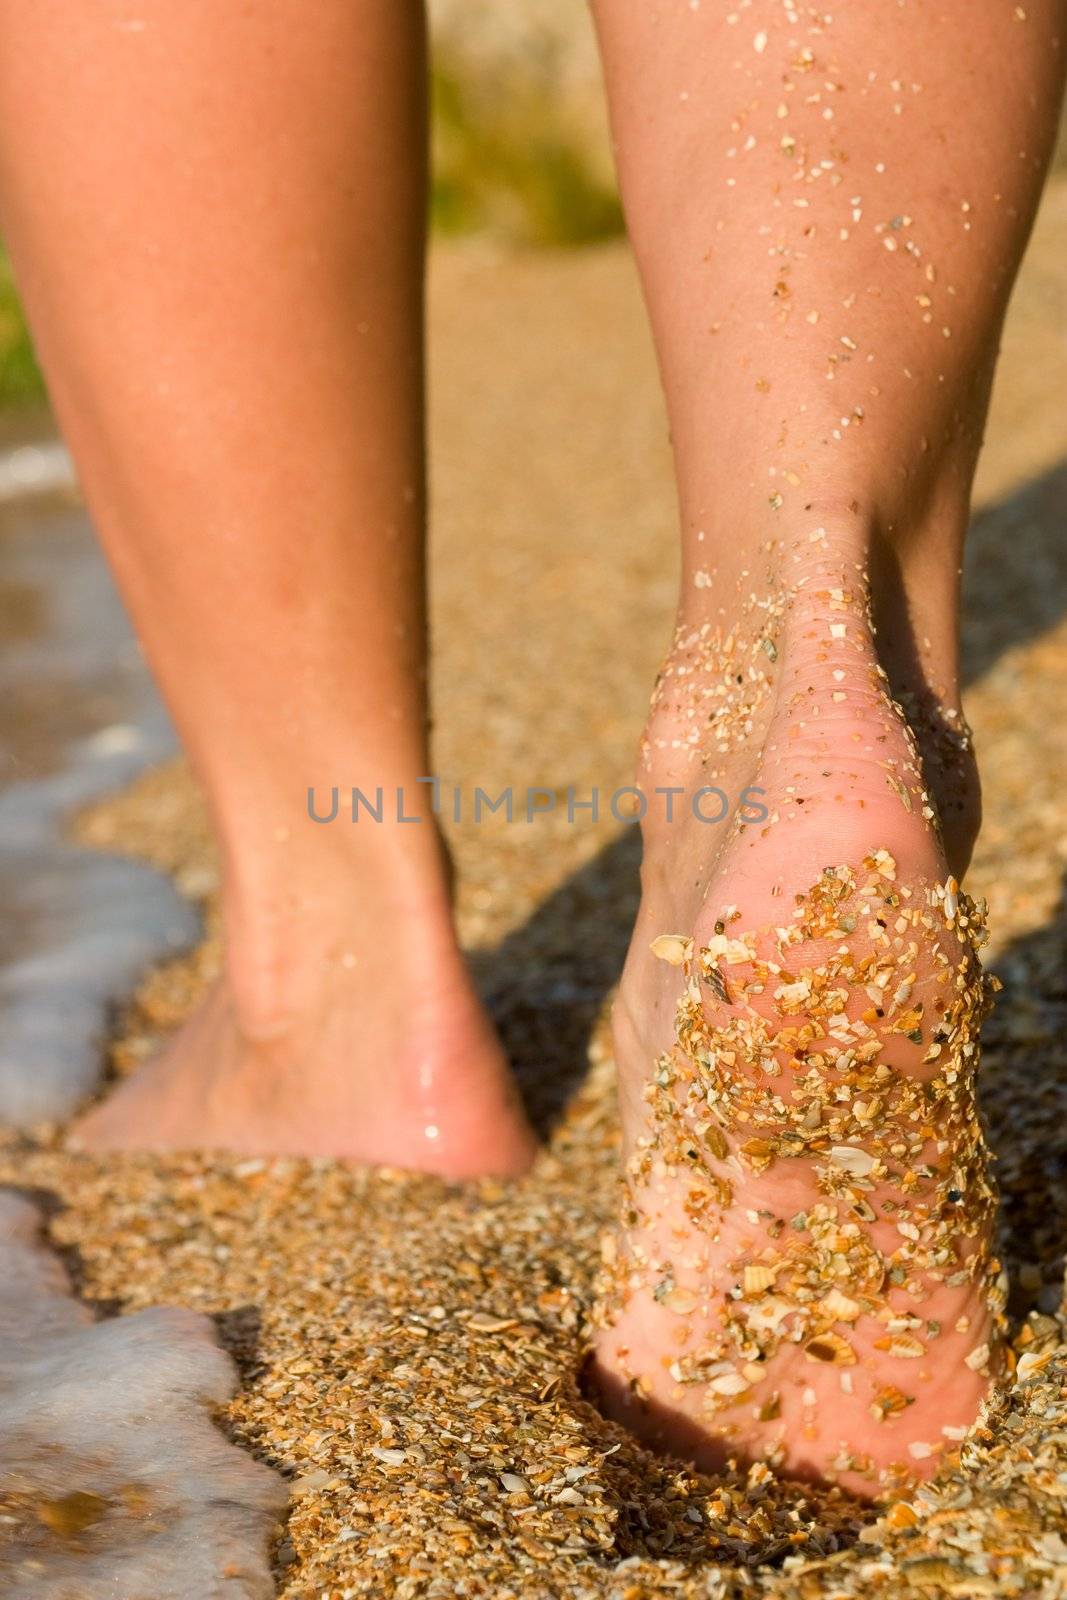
[217,825,460,1043]
[654,508,979,874]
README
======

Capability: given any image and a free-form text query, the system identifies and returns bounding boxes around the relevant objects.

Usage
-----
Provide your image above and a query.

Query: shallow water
[0,442,284,1596]
[0,1189,286,1598]
[0,453,197,1123]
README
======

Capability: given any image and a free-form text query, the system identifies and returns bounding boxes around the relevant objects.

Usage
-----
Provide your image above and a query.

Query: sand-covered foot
[71,865,536,1178]
[592,532,1006,1496]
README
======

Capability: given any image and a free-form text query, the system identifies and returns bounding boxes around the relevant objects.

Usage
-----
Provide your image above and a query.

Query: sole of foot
[591,544,1004,1497]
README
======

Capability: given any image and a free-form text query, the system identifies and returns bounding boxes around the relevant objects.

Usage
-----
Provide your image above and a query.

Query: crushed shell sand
[2,217,1067,1595]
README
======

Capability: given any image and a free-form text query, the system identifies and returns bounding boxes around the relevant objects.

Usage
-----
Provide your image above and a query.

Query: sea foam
[0,1190,286,1597]
[0,492,198,1123]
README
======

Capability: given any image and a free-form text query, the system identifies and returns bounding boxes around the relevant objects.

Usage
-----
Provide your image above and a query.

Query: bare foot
[71,840,536,1179]
[591,529,1005,1496]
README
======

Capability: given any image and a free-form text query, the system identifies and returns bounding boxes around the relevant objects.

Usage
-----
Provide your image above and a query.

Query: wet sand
[1,177,1066,1597]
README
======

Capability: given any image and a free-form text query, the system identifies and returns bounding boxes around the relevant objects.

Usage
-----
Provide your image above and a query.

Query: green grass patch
[430,65,622,246]
[0,66,621,413]
[0,254,44,408]
[1,78,1062,414]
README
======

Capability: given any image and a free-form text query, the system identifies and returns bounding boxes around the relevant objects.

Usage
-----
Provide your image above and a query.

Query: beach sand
[1,178,1067,1597]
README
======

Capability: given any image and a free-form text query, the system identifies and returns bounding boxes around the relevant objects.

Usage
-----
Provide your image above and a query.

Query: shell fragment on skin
[804,1332,857,1365]
[820,1287,861,1323]
[700,933,753,965]
[650,933,693,966]
[885,1313,923,1333]
[707,1370,751,1396]
[702,1120,730,1160]
[742,1264,778,1295]
[852,1097,881,1123]
[965,1342,991,1371]
[1016,1347,1057,1380]
[829,1144,877,1178]
[868,849,898,880]
[661,1288,700,1315]
[746,1296,794,1332]
[885,1333,926,1358]
[775,979,812,1009]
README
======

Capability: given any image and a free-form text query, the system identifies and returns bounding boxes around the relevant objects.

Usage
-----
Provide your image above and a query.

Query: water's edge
[0,447,198,1123]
